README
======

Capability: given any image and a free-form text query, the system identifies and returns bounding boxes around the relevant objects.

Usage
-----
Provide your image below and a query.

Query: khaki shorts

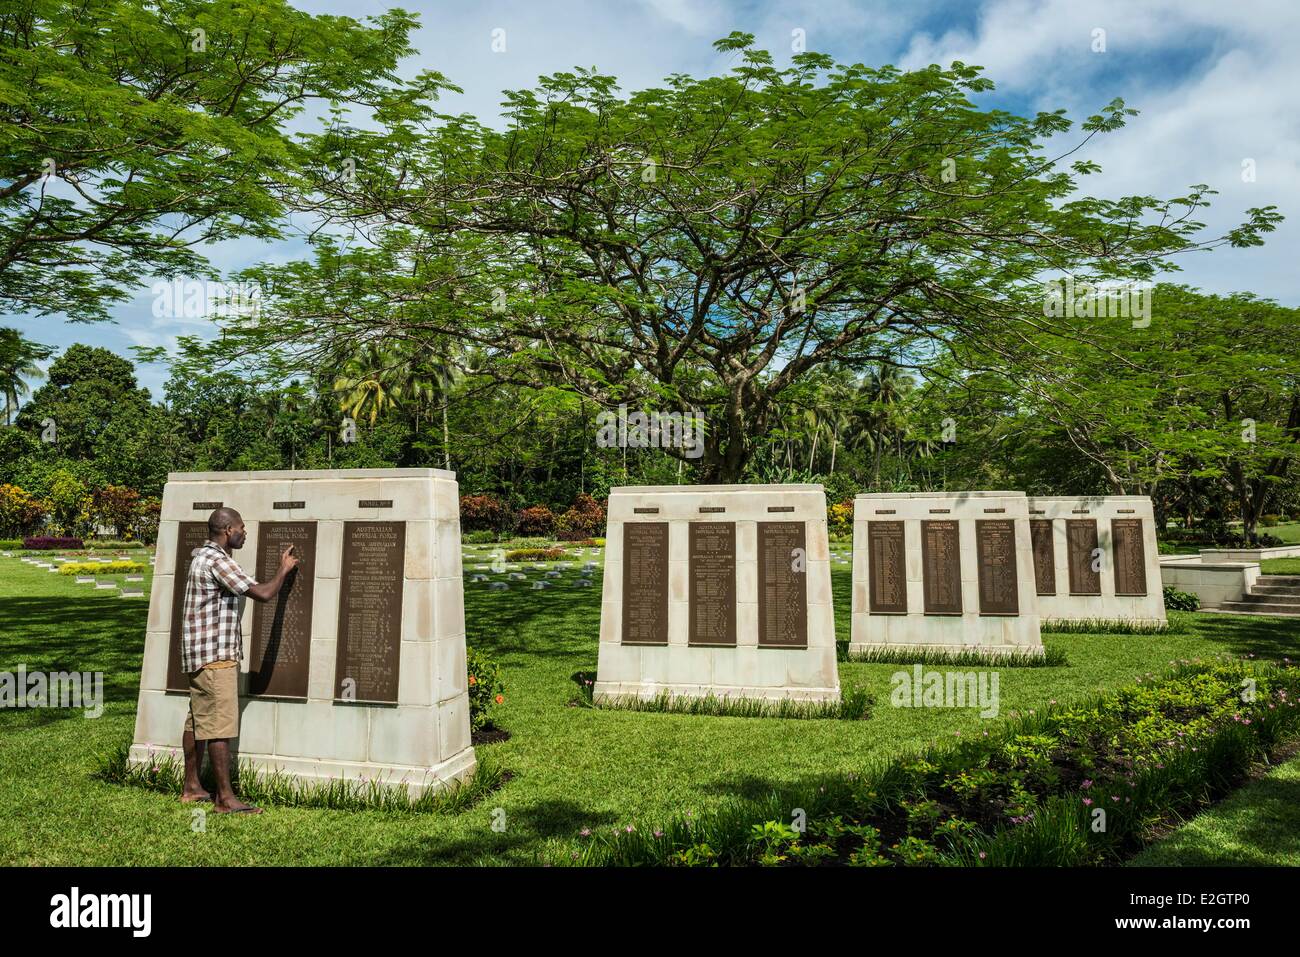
[184,662,239,741]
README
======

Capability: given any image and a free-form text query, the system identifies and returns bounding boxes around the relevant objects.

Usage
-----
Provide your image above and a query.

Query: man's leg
[180,724,211,803]
[207,739,261,814]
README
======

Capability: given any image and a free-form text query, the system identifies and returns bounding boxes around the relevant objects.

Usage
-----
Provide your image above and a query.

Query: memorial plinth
[1026,495,1167,624]
[128,468,475,797]
[595,485,840,704]
[850,492,1044,656]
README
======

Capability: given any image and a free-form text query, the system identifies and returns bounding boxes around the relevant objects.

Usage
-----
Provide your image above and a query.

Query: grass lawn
[1261,558,1300,575]
[1130,750,1300,866]
[2,549,1299,866]
[1267,522,1300,545]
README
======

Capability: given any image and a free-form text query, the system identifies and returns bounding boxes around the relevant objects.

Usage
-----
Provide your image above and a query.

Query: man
[179,506,300,814]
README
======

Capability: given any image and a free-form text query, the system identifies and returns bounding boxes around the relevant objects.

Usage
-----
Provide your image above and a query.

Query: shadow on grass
[1184,613,1300,662]
[362,799,618,866]
[0,594,145,730]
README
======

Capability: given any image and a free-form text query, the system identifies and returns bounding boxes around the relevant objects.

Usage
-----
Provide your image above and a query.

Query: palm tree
[0,328,54,426]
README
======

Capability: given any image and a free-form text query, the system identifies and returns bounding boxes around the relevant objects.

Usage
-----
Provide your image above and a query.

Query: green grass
[1265,521,1300,545]
[2,552,1298,865]
[1261,558,1300,575]
[1130,748,1300,866]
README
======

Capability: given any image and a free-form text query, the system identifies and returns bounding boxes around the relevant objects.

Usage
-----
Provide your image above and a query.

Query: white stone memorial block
[1027,495,1166,625]
[850,491,1044,656]
[128,468,475,797]
[595,484,840,704]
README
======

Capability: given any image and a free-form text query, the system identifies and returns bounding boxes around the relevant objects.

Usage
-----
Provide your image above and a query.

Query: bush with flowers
[573,657,1300,867]
[466,647,506,732]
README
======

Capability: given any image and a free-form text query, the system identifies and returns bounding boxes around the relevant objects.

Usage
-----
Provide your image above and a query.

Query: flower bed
[59,561,147,576]
[571,659,1300,867]
[22,536,84,550]
[504,546,568,562]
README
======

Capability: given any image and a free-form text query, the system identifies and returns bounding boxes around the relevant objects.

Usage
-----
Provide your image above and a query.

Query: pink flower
[1082,798,1093,806]
[1081,779,1093,789]
[579,828,591,837]
[978,852,987,859]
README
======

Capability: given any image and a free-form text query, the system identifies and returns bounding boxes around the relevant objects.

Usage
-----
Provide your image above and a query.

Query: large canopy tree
[0,0,446,321]
[200,33,1278,481]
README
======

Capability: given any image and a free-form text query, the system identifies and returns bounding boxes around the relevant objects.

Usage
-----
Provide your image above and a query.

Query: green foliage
[466,648,506,733]
[1163,586,1201,612]
[573,659,1300,867]
[505,547,567,562]
[59,561,144,576]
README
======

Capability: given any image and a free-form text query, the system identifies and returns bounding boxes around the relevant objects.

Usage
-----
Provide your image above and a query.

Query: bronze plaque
[867,521,907,614]
[976,520,1019,616]
[335,521,406,703]
[1111,518,1147,596]
[273,500,306,510]
[1066,519,1101,596]
[192,501,222,510]
[921,520,962,615]
[621,522,669,645]
[248,522,317,699]
[689,522,735,646]
[1030,519,1056,596]
[757,521,807,648]
[166,522,214,692]
[358,499,393,509]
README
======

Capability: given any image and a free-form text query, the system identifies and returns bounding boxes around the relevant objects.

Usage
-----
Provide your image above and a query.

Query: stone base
[847,641,1045,660]
[127,742,477,799]
[593,680,840,704]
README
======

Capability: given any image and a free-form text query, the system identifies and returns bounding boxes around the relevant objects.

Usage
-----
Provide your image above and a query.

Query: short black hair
[207,506,243,537]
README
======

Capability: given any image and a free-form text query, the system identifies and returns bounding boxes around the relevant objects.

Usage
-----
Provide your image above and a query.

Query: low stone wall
[1198,544,1300,563]
[1159,554,1260,609]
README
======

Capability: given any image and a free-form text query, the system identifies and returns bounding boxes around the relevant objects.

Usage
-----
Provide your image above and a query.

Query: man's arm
[244,545,301,603]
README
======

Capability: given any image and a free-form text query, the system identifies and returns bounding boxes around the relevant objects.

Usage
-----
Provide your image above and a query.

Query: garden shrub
[555,493,606,541]
[505,546,567,562]
[571,659,1300,867]
[460,494,508,533]
[1162,585,1200,612]
[0,483,45,538]
[827,500,853,538]
[466,648,506,732]
[23,536,83,550]
[515,504,556,536]
[59,561,146,575]
[463,529,498,544]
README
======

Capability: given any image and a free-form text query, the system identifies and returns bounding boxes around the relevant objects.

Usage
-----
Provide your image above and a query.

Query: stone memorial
[128,467,475,797]
[1026,495,1166,625]
[595,484,840,703]
[850,492,1044,656]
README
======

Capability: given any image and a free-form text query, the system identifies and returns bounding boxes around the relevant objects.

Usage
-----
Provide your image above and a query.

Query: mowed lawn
[1131,750,1300,866]
[2,551,1299,866]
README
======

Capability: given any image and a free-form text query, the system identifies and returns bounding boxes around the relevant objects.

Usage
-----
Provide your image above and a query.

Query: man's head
[207,507,247,550]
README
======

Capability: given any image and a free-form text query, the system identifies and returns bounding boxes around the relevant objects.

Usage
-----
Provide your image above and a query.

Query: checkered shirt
[180,541,256,673]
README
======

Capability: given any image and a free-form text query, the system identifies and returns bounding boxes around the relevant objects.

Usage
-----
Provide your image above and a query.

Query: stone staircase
[1216,576,1300,617]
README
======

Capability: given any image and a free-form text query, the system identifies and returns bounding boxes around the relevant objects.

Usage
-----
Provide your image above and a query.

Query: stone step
[1240,591,1300,605]
[1251,584,1300,597]
[1260,575,1300,585]
[1215,601,1300,617]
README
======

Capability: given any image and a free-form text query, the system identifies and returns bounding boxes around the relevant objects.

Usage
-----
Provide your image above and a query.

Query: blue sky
[13,0,1300,399]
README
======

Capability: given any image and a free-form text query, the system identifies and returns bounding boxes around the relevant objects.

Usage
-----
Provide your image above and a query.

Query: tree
[0,0,445,321]
[15,344,184,493]
[208,33,1278,482]
[0,327,53,424]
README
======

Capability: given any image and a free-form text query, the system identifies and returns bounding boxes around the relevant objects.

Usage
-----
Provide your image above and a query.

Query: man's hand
[279,544,301,574]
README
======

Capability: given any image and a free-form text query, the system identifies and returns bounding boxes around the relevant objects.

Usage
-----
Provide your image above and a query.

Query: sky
[12,0,1300,400]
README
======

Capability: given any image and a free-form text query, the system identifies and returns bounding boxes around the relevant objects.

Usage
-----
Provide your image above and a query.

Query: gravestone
[1027,496,1166,624]
[850,492,1044,656]
[595,484,840,703]
[75,576,93,584]
[128,468,475,797]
